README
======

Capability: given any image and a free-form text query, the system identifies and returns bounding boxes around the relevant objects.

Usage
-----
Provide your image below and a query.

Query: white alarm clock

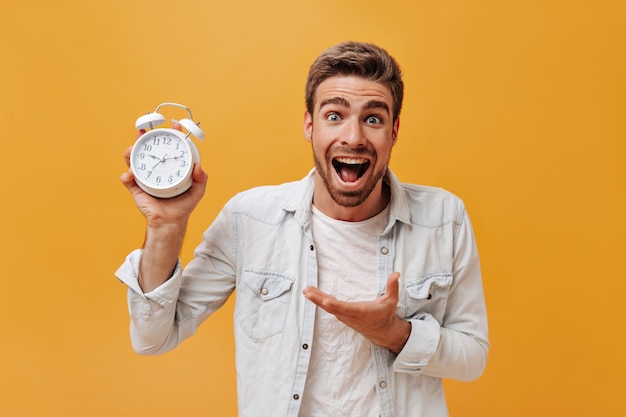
[130,103,204,198]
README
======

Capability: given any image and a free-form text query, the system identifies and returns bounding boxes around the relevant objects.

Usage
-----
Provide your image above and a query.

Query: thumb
[385,272,400,300]
[384,272,401,300]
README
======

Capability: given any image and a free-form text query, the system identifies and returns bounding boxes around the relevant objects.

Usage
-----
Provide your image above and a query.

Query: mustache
[328,146,374,158]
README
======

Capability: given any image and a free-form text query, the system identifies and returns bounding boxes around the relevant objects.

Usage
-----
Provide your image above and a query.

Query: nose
[341,118,366,148]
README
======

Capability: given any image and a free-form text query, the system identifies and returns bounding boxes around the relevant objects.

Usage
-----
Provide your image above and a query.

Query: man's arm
[116,137,209,355]
[120,139,208,293]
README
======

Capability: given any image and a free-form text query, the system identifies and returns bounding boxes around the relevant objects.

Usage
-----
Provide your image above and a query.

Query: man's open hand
[303,272,411,354]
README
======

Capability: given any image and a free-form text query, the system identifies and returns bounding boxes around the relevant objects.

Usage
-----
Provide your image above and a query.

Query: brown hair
[305,41,404,121]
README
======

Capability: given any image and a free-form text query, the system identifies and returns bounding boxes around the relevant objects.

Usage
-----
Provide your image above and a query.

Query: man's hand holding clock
[120,103,208,293]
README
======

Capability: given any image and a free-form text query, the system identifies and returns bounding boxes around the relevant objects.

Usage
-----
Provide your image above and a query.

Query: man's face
[304,75,399,219]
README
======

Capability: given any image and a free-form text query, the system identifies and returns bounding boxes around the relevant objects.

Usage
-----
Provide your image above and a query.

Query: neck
[312,175,390,222]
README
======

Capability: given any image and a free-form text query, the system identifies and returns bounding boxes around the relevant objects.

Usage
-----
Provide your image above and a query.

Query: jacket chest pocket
[403,272,452,322]
[236,268,294,341]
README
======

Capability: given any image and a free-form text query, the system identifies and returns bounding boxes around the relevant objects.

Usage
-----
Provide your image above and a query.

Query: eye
[326,112,341,122]
[366,115,382,125]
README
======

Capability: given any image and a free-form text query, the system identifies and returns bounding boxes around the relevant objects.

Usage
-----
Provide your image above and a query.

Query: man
[116,41,489,417]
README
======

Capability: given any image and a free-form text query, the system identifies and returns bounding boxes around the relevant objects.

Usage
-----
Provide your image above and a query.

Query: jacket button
[381,247,389,255]
[302,344,309,350]
[379,381,387,389]
[293,394,300,400]
[310,244,314,251]
[261,288,269,295]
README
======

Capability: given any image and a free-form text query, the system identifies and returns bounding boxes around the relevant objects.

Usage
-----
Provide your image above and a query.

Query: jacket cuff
[393,313,441,374]
[114,249,183,307]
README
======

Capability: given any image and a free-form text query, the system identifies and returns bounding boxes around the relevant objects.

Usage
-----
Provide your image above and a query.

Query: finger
[123,146,133,167]
[191,162,208,183]
[170,119,183,132]
[188,163,208,199]
[135,129,146,139]
[303,286,334,307]
[384,272,401,300]
[120,169,136,189]
[302,285,323,302]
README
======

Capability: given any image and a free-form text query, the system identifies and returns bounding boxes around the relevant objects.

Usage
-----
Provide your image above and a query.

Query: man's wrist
[139,223,187,293]
[388,319,412,354]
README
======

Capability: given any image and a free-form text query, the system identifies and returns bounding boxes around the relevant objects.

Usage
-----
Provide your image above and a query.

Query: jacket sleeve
[114,203,238,355]
[393,208,489,381]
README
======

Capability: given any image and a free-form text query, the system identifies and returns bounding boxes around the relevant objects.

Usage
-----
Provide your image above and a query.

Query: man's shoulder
[401,182,461,202]
[397,182,466,227]
[225,177,307,222]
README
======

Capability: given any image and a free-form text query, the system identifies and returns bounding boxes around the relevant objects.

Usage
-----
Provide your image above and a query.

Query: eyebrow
[318,97,390,115]
[364,100,390,115]
[319,96,350,110]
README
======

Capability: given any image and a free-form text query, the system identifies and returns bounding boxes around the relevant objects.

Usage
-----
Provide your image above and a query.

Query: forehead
[314,75,393,111]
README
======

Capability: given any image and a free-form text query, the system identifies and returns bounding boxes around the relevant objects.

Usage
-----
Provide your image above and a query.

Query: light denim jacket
[115,168,489,417]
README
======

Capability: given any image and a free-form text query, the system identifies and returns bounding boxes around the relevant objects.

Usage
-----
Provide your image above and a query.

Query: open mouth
[332,157,370,183]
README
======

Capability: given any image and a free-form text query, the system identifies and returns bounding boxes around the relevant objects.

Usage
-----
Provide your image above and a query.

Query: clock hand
[164,152,185,161]
[148,155,166,174]
[144,152,171,179]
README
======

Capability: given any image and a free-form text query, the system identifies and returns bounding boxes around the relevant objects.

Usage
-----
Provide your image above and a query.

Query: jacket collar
[283,168,412,229]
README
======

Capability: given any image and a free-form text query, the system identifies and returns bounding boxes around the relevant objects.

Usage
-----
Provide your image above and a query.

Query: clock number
[164,138,172,145]
[144,144,152,152]
[139,152,145,160]
[140,163,146,170]
[155,176,162,184]
[180,160,187,168]
[168,175,174,184]
[152,138,160,146]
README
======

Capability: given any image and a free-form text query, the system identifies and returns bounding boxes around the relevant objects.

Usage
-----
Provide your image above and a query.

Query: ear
[392,117,400,145]
[303,111,313,142]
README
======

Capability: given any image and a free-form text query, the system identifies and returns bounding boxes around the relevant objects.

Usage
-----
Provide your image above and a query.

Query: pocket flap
[242,269,294,301]
[406,273,452,299]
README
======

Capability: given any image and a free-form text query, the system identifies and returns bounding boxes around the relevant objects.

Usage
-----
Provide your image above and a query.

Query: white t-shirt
[299,204,390,417]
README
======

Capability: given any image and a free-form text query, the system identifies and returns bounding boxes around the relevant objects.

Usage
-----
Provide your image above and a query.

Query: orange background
[1,1,624,416]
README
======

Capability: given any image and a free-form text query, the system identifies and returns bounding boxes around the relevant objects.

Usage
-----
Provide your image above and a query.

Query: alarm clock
[130,102,204,198]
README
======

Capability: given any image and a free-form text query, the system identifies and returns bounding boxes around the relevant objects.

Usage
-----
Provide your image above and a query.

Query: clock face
[130,129,194,197]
